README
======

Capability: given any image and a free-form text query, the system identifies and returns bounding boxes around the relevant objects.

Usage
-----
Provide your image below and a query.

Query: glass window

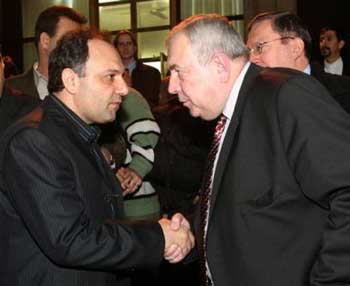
[99,4,131,31]
[181,0,243,18]
[232,20,245,39]
[137,0,170,28]
[144,61,161,73]
[99,0,126,3]
[137,29,168,59]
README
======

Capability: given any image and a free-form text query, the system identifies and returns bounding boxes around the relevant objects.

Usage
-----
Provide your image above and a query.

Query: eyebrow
[168,64,188,72]
[168,64,178,71]
[103,68,123,74]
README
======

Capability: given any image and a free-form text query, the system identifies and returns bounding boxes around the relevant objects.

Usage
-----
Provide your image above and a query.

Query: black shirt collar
[49,94,101,144]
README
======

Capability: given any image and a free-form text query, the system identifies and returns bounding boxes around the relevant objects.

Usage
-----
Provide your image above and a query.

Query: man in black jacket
[113,30,161,108]
[246,11,350,113]
[0,29,194,286]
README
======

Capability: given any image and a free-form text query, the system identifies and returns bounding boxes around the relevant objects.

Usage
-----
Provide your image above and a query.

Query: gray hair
[166,14,249,64]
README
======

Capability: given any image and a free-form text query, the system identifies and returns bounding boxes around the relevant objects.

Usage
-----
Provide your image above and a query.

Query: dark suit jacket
[5,67,40,99]
[317,57,350,76]
[132,61,161,107]
[0,96,164,286]
[310,62,350,113]
[0,87,39,134]
[196,64,350,286]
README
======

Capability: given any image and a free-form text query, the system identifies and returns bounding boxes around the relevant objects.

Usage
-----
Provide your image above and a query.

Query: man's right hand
[158,217,195,263]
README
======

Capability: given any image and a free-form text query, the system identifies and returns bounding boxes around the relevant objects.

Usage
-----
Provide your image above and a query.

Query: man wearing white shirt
[319,25,350,76]
[6,5,86,99]
[167,13,350,286]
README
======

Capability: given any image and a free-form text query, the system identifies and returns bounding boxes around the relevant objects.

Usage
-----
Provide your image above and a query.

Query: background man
[114,30,161,108]
[6,5,86,99]
[246,11,350,113]
[319,25,350,75]
[0,29,194,286]
[167,14,350,286]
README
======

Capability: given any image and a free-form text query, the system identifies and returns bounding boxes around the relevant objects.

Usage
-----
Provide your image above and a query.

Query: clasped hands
[159,213,195,263]
[116,167,142,196]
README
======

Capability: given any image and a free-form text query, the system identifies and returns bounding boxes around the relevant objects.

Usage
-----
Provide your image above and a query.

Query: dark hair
[48,29,103,93]
[320,25,346,42]
[248,11,312,60]
[113,30,137,47]
[34,5,87,49]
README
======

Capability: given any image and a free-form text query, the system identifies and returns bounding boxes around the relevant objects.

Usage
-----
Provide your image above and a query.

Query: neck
[122,57,136,67]
[325,54,341,64]
[295,56,309,72]
[37,55,49,78]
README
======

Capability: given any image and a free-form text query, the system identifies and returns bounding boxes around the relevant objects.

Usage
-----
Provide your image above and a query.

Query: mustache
[320,46,331,56]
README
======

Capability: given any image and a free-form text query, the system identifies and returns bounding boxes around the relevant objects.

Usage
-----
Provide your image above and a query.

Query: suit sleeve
[3,128,164,271]
[277,75,350,284]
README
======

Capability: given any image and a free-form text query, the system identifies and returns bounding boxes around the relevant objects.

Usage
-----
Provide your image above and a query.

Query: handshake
[158,213,195,263]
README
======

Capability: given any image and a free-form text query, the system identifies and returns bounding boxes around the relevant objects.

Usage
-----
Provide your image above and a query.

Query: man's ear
[291,37,305,59]
[39,32,51,51]
[338,40,345,50]
[211,52,230,82]
[61,68,79,94]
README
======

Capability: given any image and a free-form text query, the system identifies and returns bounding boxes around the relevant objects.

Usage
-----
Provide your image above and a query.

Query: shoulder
[311,65,350,95]
[246,66,333,113]
[5,68,33,85]
[250,66,321,96]
[3,86,39,104]
[0,87,39,120]
[121,88,153,115]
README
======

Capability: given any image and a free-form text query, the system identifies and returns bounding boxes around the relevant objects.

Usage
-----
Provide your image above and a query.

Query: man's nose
[168,74,179,94]
[249,52,260,64]
[116,77,129,97]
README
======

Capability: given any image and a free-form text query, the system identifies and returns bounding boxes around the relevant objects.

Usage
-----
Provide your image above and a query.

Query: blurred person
[113,30,161,107]
[0,49,38,134]
[0,29,194,286]
[246,11,350,113]
[2,55,19,78]
[319,25,350,75]
[6,5,86,99]
[114,90,161,221]
[167,14,350,286]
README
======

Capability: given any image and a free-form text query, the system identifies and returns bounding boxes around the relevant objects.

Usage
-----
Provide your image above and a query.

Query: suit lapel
[209,64,261,218]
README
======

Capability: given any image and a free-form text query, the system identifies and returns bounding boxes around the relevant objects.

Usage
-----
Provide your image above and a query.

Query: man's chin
[188,107,201,118]
[320,48,330,57]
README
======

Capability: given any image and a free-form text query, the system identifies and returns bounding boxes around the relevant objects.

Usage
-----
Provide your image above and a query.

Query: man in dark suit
[113,30,161,108]
[246,11,350,113]
[319,25,350,76]
[5,5,87,99]
[0,51,38,134]
[0,29,194,286]
[166,14,350,286]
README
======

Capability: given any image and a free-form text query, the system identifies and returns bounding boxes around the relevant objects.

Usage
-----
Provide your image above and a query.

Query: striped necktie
[199,114,227,286]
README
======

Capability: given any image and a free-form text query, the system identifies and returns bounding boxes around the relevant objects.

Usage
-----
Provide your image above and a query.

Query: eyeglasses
[249,36,295,56]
